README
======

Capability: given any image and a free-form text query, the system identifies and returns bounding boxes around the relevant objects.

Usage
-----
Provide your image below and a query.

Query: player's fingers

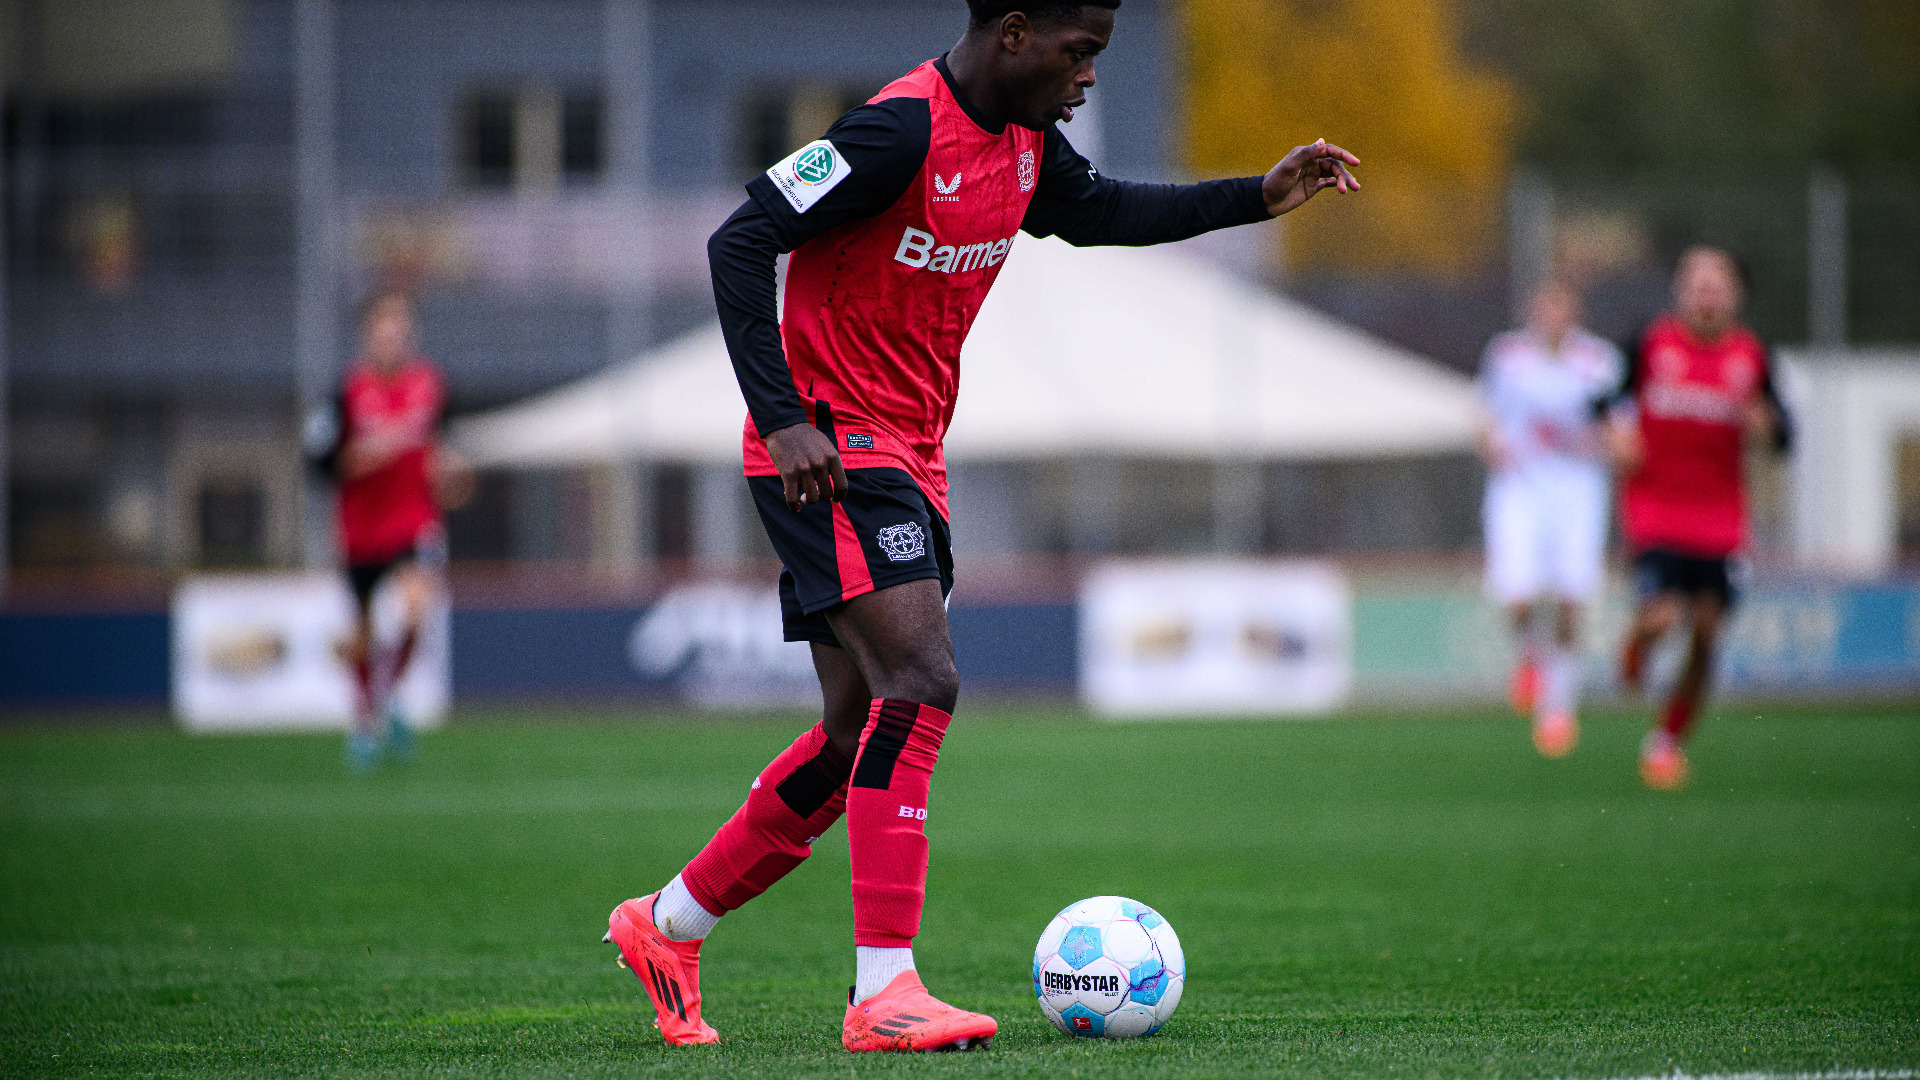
[1333,161,1360,190]
[829,457,850,502]
[783,471,804,512]
[1320,142,1360,166]
[799,466,824,510]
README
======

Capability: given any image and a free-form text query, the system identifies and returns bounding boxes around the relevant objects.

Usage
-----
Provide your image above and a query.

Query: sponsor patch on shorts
[845,433,874,450]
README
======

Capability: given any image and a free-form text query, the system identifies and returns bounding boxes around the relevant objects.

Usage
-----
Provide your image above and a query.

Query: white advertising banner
[172,573,450,732]
[1079,560,1353,718]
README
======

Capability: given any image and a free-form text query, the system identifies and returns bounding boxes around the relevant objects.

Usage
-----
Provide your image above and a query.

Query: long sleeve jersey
[710,56,1271,517]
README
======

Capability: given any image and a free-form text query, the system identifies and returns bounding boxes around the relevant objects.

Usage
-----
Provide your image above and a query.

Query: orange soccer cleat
[842,971,997,1053]
[1532,710,1579,759]
[1507,657,1540,718]
[605,895,720,1046]
[1638,730,1689,791]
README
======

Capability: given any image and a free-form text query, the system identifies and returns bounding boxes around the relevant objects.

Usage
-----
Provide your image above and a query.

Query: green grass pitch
[2,703,1916,1078]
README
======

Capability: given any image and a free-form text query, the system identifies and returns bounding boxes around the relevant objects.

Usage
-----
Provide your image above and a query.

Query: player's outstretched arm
[1260,139,1361,217]
[1021,129,1358,249]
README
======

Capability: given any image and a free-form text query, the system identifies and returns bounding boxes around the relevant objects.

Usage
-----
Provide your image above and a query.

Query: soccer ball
[1032,895,1185,1038]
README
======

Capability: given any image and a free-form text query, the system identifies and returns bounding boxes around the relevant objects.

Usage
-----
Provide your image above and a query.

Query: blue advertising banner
[1,578,1913,711]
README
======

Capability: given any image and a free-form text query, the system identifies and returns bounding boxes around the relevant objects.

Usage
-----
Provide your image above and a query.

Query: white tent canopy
[453,235,1478,468]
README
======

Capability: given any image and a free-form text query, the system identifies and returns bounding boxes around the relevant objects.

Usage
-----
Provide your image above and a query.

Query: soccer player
[602,0,1360,1052]
[1478,279,1622,759]
[1609,245,1791,790]
[329,292,451,772]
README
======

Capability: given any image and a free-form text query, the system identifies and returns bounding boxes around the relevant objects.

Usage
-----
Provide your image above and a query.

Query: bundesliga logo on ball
[1033,895,1185,1038]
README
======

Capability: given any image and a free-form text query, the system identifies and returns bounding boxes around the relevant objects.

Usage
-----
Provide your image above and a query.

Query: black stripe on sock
[850,699,919,790]
[774,738,855,818]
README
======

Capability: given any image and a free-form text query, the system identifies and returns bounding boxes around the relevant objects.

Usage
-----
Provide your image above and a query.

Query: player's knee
[872,645,959,714]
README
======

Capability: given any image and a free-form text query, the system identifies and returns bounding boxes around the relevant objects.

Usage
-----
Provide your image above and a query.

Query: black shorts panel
[346,549,413,609]
[748,468,952,647]
[1633,548,1740,608]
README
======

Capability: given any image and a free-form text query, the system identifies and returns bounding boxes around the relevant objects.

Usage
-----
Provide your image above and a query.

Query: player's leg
[608,597,865,1046]
[342,564,384,771]
[606,473,889,1046]
[1620,551,1687,694]
[824,580,995,1051]
[1640,572,1725,790]
[670,640,866,930]
[1484,476,1542,716]
[1665,592,1724,740]
[1531,599,1582,758]
[369,559,433,758]
[1534,471,1605,757]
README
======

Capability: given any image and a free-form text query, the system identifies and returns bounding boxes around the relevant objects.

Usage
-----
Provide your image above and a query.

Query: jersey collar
[933,54,1007,136]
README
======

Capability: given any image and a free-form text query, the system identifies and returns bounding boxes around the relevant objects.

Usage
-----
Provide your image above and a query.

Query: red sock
[846,699,951,948]
[680,722,853,915]
[1661,693,1698,740]
[351,654,377,731]
[372,628,419,708]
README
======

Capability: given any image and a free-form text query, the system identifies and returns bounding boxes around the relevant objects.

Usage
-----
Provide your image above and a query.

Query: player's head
[1526,278,1581,345]
[360,291,416,370]
[962,1,1121,130]
[1672,244,1748,338]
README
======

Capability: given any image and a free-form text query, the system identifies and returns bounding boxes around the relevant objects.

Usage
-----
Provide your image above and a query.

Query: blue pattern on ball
[1059,1003,1106,1037]
[1129,957,1168,1005]
[1059,926,1103,970]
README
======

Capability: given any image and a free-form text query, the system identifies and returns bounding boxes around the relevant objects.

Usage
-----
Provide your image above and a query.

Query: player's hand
[764,423,847,512]
[1476,427,1513,472]
[1605,417,1644,474]
[1262,139,1360,217]
[1743,399,1777,444]
[432,447,478,512]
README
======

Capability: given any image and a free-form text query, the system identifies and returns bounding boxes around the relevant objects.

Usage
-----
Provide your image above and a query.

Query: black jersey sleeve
[1021,126,1270,246]
[743,98,932,249]
[712,98,932,437]
[1594,322,1650,417]
[1757,343,1794,453]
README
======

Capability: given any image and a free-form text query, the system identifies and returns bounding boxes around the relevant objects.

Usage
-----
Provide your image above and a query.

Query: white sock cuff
[854,945,916,1004]
[652,874,720,942]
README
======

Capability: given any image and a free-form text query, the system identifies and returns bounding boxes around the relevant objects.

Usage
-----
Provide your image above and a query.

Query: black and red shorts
[747,467,952,647]
[1632,548,1742,609]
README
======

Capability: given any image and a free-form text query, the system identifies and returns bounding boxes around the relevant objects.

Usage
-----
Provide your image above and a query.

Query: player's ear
[1000,12,1030,52]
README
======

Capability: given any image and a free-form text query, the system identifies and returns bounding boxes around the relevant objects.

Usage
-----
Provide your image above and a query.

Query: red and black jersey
[712,56,1270,519]
[1615,313,1791,559]
[336,357,445,565]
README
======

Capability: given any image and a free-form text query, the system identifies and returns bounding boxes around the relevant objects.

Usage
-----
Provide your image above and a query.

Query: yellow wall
[1184,0,1517,275]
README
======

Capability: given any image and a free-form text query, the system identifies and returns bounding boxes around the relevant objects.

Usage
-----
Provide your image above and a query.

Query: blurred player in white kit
[1477,280,1623,758]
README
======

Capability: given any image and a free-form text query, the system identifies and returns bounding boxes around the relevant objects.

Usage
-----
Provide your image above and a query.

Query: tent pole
[1808,168,1847,350]
[1212,459,1263,554]
[604,0,652,573]
[293,0,338,569]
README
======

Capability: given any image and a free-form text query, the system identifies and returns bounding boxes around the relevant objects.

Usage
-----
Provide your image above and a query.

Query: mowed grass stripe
[0,705,1915,1079]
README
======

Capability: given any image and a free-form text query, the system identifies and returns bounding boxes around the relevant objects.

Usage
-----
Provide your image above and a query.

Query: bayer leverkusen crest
[875,523,926,563]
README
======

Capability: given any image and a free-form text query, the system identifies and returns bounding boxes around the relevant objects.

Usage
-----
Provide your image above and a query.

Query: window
[196,478,266,568]
[465,93,516,188]
[460,88,603,190]
[740,83,877,177]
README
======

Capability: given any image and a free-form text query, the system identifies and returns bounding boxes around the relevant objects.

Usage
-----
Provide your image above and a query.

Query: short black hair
[966,0,1120,28]
[1674,242,1753,292]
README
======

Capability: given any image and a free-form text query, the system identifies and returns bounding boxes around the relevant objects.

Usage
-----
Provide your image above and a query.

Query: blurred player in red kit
[322,292,464,771]
[599,0,1360,1054]
[1607,245,1792,790]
